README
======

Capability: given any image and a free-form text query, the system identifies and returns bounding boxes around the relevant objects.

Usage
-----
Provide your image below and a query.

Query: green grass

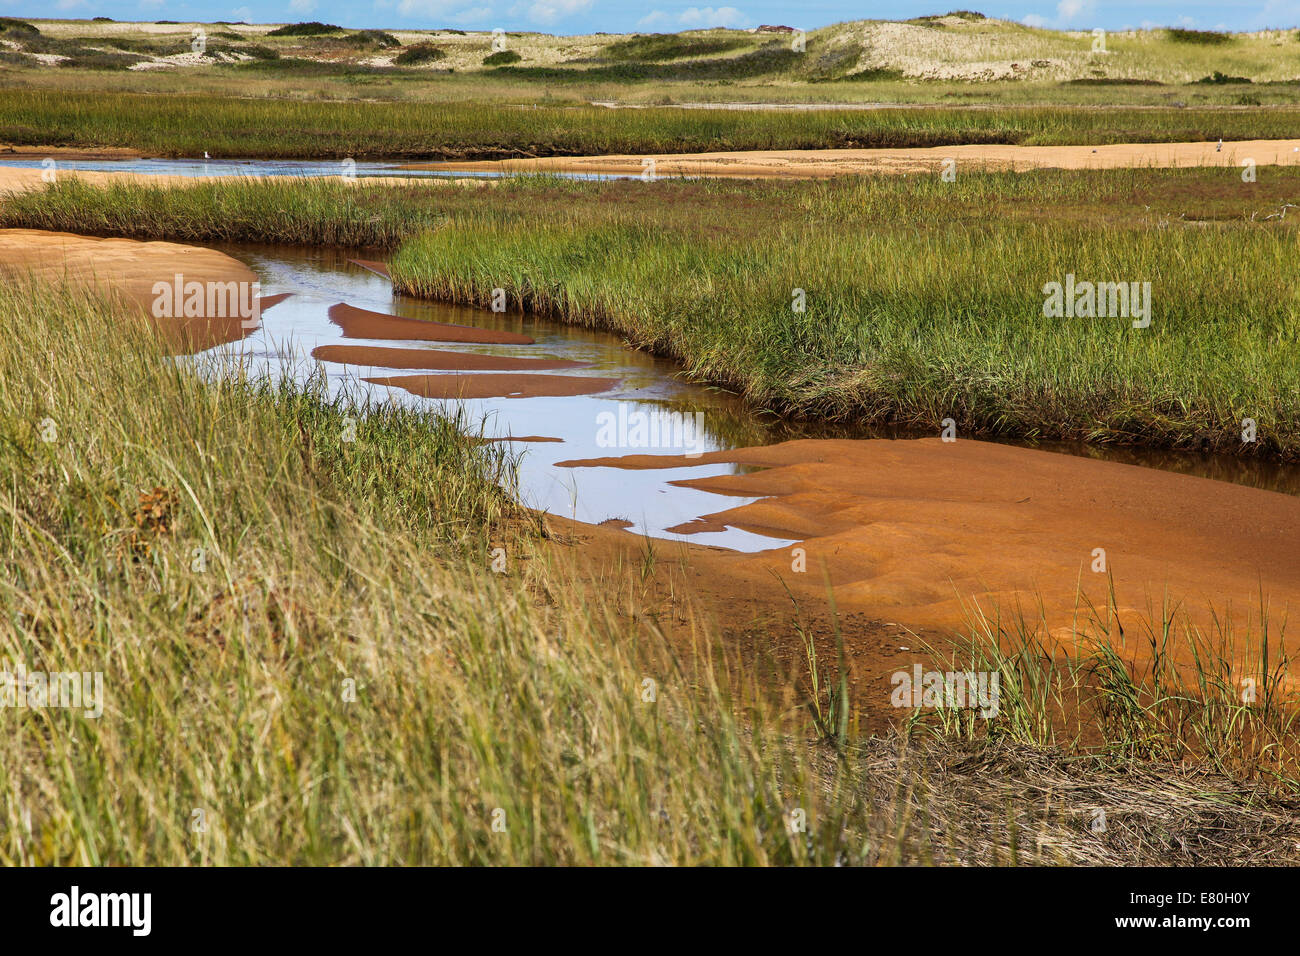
[601,33,750,62]
[0,276,905,865]
[9,168,1300,459]
[3,89,1299,160]
[388,207,1300,459]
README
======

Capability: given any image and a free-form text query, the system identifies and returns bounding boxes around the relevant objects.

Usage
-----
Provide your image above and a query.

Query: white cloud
[637,6,750,30]
[525,0,592,24]
[1021,0,1096,29]
[395,0,497,21]
[678,6,749,28]
[231,5,253,19]
[289,0,317,12]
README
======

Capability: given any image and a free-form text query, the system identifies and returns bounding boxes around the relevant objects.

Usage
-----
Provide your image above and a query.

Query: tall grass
[9,170,1300,457]
[389,211,1300,458]
[0,278,899,864]
[4,89,1300,159]
[919,591,1300,786]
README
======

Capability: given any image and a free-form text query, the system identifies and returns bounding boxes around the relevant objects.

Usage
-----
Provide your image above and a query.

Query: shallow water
[197,244,796,552]
[194,244,1300,554]
[0,157,635,181]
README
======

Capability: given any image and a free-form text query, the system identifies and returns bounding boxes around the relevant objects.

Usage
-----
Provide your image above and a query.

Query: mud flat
[0,228,281,351]
[560,437,1300,654]
[406,138,1300,180]
[364,372,621,400]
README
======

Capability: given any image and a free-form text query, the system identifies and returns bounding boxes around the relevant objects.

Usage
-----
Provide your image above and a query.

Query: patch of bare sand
[365,372,620,399]
[558,437,1300,664]
[406,138,1300,180]
[311,343,587,371]
[328,303,534,345]
[0,228,282,352]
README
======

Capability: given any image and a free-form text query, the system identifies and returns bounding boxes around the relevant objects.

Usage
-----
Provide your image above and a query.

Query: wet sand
[364,372,620,399]
[311,343,588,372]
[559,438,1300,651]
[0,228,281,351]
[328,303,534,345]
[406,138,1300,180]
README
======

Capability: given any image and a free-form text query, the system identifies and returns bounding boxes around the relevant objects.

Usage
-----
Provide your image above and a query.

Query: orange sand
[311,343,586,371]
[0,228,279,352]
[328,303,534,345]
[406,138,1300,180]
[559,438,1300,652]
[365,372,619,399]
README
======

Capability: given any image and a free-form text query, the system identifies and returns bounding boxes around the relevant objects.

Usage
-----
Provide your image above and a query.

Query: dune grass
[4,88,1300,160]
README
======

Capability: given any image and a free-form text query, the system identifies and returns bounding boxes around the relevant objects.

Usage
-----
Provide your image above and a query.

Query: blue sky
[3,1,1295,35]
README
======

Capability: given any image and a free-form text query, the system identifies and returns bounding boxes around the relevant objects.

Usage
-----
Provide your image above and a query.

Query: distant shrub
[1167,28,1231,44]
[482,49,522,65]
[0,17,39,35]
[603,33,746,62]
[92,16,114,22]
[266,22,344,37]
[1195,70,1251,84]
[843,67,906,81]
[243,45,281,61]
[394,42,445,65]
[946,9,986,18]
[342,30,401,48]
[58,51,148,70]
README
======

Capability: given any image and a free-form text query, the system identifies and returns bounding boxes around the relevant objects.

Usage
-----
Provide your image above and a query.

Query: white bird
[1216,138,1222,152]
[204,151,210,160]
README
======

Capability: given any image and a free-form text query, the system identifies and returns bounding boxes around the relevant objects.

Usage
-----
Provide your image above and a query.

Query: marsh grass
[4,89,1300,159]
[917,591,1300,787]
[0,277,902,865]
[389,208,1300,458]
[10,169,1300,457]
[2,277,1297,863]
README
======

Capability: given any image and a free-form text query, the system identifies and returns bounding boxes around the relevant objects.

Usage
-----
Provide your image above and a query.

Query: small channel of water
[194,244,1300,554]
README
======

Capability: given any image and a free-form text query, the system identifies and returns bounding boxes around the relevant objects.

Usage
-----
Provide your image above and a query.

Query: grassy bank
[0,277,887,864]
[4,280,1298,865]
[391,214,1300,458]
[3,89,1300,159]
[8,169,1300,458]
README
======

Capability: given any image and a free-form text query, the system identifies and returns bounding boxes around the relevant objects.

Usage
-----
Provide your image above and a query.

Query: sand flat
[406,138,1300,180]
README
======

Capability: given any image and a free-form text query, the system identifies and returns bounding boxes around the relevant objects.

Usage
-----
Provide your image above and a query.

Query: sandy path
[560,438,1300,660]
[0,228,275,351]
[406,138,1300,180]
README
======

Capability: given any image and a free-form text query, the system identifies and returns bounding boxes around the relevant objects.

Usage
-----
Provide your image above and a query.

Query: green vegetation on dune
[601,32,750,62]
[2,89,1299,160]
[265,21,343,37]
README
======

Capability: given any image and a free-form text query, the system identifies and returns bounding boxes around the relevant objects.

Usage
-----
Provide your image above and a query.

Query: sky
[3,1,1296,36]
